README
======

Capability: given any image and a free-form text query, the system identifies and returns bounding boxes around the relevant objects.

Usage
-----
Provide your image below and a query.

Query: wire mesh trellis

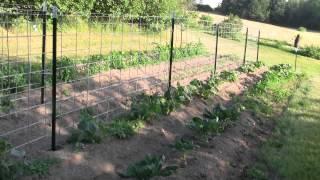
[0,5,261,153]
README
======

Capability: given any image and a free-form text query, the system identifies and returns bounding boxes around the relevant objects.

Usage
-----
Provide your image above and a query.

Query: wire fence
[0,5,261,153]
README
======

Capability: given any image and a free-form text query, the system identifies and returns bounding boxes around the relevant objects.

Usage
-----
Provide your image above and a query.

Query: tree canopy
[219,0,320,30]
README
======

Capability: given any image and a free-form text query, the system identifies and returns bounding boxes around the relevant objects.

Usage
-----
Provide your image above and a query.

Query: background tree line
[218,0,320,30]
[1,0,194,17]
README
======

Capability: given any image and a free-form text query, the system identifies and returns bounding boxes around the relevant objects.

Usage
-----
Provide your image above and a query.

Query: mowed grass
[199,12,320,47]
[260,76,320,180]
[260,45,320,76]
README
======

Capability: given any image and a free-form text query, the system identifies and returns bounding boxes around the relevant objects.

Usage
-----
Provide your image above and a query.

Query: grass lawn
[199,12,320,47]
[260,45,320,76]
[258,76,320,180]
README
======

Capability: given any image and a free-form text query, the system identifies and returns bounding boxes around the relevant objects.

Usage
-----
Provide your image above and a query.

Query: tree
[247,0,270,21]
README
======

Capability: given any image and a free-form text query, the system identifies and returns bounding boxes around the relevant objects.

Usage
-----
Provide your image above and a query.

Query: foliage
[298,27,307,32]
[238,61,264,73]
[172,138,194,152]
[187,75,220,99]
[105,119,144,139]
[189,104,239,136]
[219,0,320,30]
[198,15,214,28]
[0,65,26,94]
[0,96,14,113]
[57,57,79,82]
[68,110,105,144]
[299,46,320,60]
[244,165,268,180]
[121,155,177,179]
[0,139,57,179]
[218,14,243,40]
[219,70,238,82]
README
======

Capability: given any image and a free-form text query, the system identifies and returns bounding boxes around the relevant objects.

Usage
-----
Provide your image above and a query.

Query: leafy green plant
[172,138,194,152]
[189,105,238,136]
[68,110,105,144]
[253,61,265,68]
[219,70,238,82]
[239,63,256,73]
[120,155,177,180]
[57,57,79,82]
[105,119,144,139]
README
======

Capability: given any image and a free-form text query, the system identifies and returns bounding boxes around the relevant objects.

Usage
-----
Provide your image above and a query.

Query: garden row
[1,62,301,179]
[0,42,205,112]
[122,63,303,180]
[67,61,263,144]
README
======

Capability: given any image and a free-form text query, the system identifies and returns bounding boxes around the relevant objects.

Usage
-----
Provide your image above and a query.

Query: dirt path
[24,68,272,180]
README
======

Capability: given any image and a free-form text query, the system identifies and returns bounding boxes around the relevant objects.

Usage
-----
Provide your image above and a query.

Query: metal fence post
[41,2,47,104]
[168,14,175,92]
[214,24,219,74]
[243,28,248,65]
[51,6,58,151]
[256,30,260,62]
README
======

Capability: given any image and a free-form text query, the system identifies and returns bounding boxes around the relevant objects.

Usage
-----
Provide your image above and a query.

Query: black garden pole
[168,14,175,92]
[51,6,58,151]
[40,2,47,104]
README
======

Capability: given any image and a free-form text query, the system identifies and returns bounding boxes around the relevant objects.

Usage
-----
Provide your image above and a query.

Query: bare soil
[20,67,276,180]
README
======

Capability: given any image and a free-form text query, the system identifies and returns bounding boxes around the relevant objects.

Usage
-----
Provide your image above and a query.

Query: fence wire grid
[0,5,261,153]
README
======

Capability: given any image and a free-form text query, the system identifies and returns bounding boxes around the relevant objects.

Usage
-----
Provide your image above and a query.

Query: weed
[120,155,177,180]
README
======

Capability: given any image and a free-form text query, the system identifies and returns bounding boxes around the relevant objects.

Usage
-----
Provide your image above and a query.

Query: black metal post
[41,5,47,104]
[243,28,248,65]
[51,7,58,151]
[214,24,219,74]
[295,50,298,71]
[168,15,175,91]
[256,30,260,62]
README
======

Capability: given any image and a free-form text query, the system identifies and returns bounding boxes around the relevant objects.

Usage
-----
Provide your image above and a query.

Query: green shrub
[298,27,307,32]
[120,155,177,179]
[198,15,214,29]
[299,46,320,60]
[219,14,243,40]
